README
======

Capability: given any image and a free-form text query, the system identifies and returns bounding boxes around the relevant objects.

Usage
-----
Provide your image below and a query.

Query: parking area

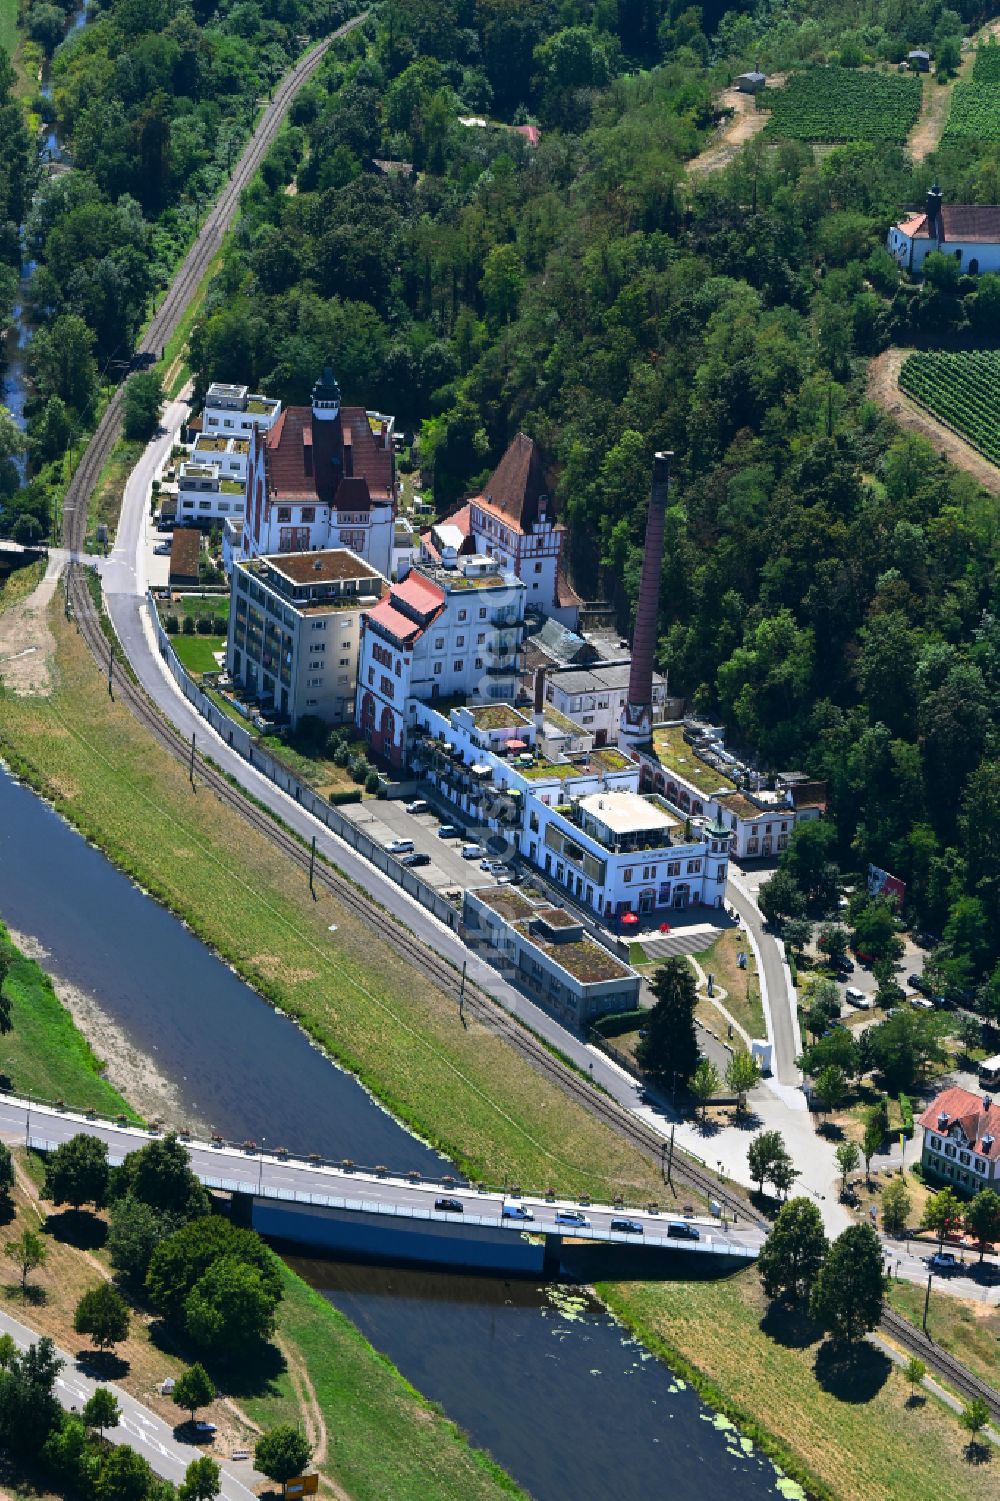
[340,793,514,896]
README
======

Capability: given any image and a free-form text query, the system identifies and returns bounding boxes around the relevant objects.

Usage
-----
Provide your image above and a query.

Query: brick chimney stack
[620,451,672,749]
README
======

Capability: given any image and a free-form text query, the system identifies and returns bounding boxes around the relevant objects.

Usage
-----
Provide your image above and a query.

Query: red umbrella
[620,911,639,927]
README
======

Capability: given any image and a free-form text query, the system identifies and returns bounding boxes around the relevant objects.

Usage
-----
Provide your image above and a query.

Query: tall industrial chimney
[619,451,672,749]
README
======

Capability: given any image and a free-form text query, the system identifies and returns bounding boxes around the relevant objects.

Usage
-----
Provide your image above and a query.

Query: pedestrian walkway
[639,924,719,961]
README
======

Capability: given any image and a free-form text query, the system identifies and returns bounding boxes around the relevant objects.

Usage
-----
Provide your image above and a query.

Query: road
[727,872,802,1089]
[0,1094,764,1259]
[0,1305,262,1498]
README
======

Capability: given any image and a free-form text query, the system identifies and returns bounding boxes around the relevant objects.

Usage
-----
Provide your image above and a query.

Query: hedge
[591,1009,645,1039]
[329,788,362,806]
[899,1093,914,1138]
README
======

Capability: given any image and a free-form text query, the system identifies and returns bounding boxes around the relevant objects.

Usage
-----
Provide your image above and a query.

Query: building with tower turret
[887,185,1000,276]
[241,366,397,579]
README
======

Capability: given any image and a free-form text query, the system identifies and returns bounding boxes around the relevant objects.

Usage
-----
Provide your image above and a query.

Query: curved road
[0,1304,261,1499]
[61,11,370,558]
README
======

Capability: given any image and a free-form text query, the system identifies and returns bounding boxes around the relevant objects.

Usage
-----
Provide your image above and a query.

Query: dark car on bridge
[555,1210,590,1228]
[434,1197,463,1214]
[667,1221,701,1241]
[610,1218,643,1235]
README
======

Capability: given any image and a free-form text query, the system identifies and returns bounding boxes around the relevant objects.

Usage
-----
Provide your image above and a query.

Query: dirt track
[688,85,773,176]
[867,347,1000,495]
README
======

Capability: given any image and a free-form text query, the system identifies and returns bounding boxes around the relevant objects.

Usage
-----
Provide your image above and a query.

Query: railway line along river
[0,765,789,1501]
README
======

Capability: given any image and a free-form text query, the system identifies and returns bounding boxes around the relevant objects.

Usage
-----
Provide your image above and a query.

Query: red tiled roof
[919,1087,1000,1160]
[556,557,582,609]
[511,124,540,146]
[476,433,553,533]
[264,405,393,509]
[394,571,445,617]
[367,597,424,645]
[902,204,1000,243]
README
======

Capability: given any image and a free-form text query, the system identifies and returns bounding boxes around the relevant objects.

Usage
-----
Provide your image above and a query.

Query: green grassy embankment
[0,0,18,56]
[0,922,137,1118]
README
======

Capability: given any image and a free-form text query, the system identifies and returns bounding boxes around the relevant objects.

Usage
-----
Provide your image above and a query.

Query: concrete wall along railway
[149,593,461,931]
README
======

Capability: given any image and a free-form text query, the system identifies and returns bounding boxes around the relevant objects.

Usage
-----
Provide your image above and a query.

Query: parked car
[386,838,414,855]
[555,1209,590,1227]
[437,825,461,839]
[502,1203,534,1221]
[401,851,430,868]
[610,1218,643,1235]
[193,1421,217,1436]
[434,1197,463,1214]
[667,1221,701,1241]
[917,931,940,949]
[155,518,175,532]
[154,541,172,554]
[909,995,935,1011]
[405,799,428,814]
[928,1251,959,1273]
[844,987,872,1009]
[461,844,485,860]
[495,872,514,885]
[907,972,927,993]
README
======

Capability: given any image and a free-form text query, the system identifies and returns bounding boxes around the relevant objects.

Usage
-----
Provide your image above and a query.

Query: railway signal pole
[107,643,114,697]
[309,835,317,896]
[189,732,196,787]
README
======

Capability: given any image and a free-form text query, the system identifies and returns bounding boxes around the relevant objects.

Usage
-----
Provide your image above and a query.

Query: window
[686,859,702,874]
[716,867,726,882]
[367,667,374,684]
[456,635,465,647]
[623,868,633,883]
[454,659,464,672]
[667,861,680,877]
[458,609,468,621]
[976,1158,986,1173]
[534,562,542,573]
[477,632,486,644]
[479,607,487,618]
[312,620,326,630]
[434,663,442,676]
[308,675,324,687]
[310,642,326,654]
[395,660,401,676]
[277,507,291,523]
[434,637,444,650]
[301,507,315,523]
[198,500,211,510]
[475,658,483,669]
[339,657,349,667]
[930,1135,941,1150]
[960,1151,971,1166]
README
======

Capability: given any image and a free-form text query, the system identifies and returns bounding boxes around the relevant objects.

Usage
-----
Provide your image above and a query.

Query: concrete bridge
[1,1094,764,1273]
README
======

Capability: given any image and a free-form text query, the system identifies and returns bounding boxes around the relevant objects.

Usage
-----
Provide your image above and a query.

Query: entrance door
[639,889,655,914]
[673,886,689,910]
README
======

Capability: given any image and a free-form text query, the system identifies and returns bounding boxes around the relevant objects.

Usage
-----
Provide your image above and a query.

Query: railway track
[61,12,369,558]
[66,566,761,1224]
[880,1306,1000,1421]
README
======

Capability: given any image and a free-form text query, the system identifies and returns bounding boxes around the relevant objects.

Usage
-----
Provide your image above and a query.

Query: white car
[385,838,414,855]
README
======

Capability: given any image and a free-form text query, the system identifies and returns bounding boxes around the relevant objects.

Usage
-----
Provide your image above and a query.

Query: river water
[0,765,789,1500]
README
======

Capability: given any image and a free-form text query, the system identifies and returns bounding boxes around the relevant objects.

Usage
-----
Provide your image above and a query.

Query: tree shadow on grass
[814,1339,891,1403]
[3,1281,48,1307]
[0,1197,15,1229]
[817,1121,845,1142]
[965,1440,992,1466]
[760,1300,824,1351]
[148,1318,287,1402]
[44,1207,107,1251]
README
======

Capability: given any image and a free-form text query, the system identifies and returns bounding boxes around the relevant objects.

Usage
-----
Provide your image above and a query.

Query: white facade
[202,383,282,438]
[469,497,564,613]
[545,663,668,747]
[176,461,246,526]
[356,559,526,767]
[227,549,385,726]
[886,194,1000,277]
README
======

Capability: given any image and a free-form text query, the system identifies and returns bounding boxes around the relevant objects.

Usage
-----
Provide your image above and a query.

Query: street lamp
[257,1136,266,1196]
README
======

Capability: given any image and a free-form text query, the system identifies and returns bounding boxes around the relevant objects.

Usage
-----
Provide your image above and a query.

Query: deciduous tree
[810,1224,885,1343]
[921,1187,964,1251]
[725,1051,761,1114]
[757,1197,828,1303]
[5,1228,47,1291]
[172,1362,215,1423]
[83,1386,121,1436]
[179,1456,221,1501]
[835,1141,859,1197]
[690,1058,720,1119]
[881,1176,911,1237]
[964,1188,1000,1262]
[44,1133,110,1211]
[255,1425,312,1485]
[74,1283,130,1353]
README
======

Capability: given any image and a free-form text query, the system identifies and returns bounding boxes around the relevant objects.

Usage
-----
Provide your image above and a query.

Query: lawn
[694,927,766,1042]
[605,1269,996,1501]
[258,732,367,798]
[0,0,17,56]
[88,438,143,550]
[169,630,228,676]
[168,593,229,626]
[0,922,138,1119]
[0,596,669,1206]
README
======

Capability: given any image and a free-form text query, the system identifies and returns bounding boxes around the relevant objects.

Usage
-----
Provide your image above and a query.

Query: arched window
[361,691,376,731]
[380,706,395,745]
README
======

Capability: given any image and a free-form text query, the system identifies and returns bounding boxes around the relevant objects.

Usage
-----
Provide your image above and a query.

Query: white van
[845,986,871,1009]
[386,838,414,855]
[461,843,485,860]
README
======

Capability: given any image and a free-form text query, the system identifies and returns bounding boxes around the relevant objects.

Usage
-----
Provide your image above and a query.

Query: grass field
[0,922,138,1119]
[694,928,765,1041]
[169,630,228,676]
[0,596,668,1205]
[888,1279,1000,1391]
[0,0,17,56]
[88,439,144,549]
[900,350,1000,465]
[762,67,921,143]
[606,1270,997,1501]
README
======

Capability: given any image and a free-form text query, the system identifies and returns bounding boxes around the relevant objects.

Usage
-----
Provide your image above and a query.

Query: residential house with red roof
[887,184,1000,276]
[919,1086,1000,1194]
[243,367,397,579]
[422,433,581,628]
[355,555,526,767]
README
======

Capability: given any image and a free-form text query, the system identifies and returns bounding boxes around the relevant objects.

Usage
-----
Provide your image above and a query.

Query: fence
[148,593,460,931]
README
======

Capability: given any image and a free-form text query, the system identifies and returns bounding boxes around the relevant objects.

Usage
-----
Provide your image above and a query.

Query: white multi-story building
[226,549,386,726]
[421,432,580,626]
[919,1087,1000,1194]
[409,701,729,919]
[242,368,396,580]
[176,458,246,527]
[544,662,669,747]
[354,556,525,767]
[202,382,282,439]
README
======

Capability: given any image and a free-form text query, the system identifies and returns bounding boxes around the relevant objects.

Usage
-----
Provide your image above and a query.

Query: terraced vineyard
[940,79,1000,141]
[973,39,1000,82]
[899,350,1000,465]
[762,66,921,143]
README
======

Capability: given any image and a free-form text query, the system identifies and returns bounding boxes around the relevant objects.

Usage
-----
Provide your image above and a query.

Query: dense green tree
[814,1064,846,1118]
[5,1227,47,1290]
[83,1386,122,1436]
[758,869,805,927]
[179,1456,221,1501]
[636,958,700,1085]
[881,1176,911,1237]
[112,1134,210,1222]
[172,1362,215,1423]
[107,1195,171,1284]
[74,1283,131,1353]
[183,1255,278,1358]
[810,1225,885,1343]
[0,1140,14,1204]
[95,1441,156,1501]
[690,1058,721,1118]
[44,1133,110,1211]
[757,1197,828,1303]
[146,1216,281,1322]
[0,1337,63,1458]
[122,373,164,443]
[747,1129,792,1197]
[963,1189,1000,1262]
[726,1051,761,1114]
[255,1425,312,1485]
[835,1141,859,1197]
[921,1187,964,1251]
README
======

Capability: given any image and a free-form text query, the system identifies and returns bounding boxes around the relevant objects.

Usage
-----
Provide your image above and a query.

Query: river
[0,770,787,1501]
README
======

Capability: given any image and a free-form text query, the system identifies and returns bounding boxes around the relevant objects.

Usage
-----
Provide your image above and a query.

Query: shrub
[591,1009,645,1038]
[899,1093,914,1138]
[364,769,380,794]
[164,614,179,634]
[329,788,362,805]
[195,616,214,635]
[182,616,195,635]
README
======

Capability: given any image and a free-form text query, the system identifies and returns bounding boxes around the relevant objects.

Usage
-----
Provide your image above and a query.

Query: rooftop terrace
[470,705,530,731]
[512,922,632,982]
[651,723,736,796]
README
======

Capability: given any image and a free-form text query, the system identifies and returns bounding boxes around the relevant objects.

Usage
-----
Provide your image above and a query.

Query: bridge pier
[542,1234,563,1277]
